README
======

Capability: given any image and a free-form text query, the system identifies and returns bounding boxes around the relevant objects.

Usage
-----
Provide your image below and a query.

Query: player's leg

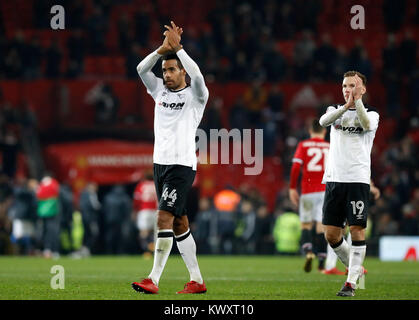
[173,215,206,293]
[299,194,315,272]
[324,225,350,267]
[322,183,350,268]
[148,210,175,285]
[132,164,174,294]
[337,183,369,296]
[313,193,327,271]
[323,227,346,275]
[314,221,327,271]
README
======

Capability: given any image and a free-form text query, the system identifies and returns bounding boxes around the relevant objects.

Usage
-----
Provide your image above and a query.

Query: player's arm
[352,75,379,131]
[136,51,163,97]
[319,105,348,127]
[136,35,174,98]
[354,98,379,131]
[165,22,209,103]
[289,144,303,207]
[176,49,209,103]
[370,180,380,200]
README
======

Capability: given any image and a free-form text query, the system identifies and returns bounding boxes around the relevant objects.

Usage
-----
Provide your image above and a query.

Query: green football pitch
[0,255,418,300]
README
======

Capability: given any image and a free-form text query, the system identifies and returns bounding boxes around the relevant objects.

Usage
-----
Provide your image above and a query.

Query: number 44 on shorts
[162,187,177,207]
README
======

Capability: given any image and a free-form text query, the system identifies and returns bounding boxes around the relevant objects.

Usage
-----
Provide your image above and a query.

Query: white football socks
[175,229,204,284]
[331,237,350,267]
[148,229,173,286]
[347,241,366,286]
[325,244,338,270]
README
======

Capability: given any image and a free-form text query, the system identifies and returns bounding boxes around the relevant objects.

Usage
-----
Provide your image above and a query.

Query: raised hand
[163,21,183,52]
[157,34,172,55]
[352,74,363,101]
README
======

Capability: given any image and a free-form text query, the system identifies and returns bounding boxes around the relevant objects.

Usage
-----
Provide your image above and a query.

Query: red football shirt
[290,137,329,194]
[133,180,158,211]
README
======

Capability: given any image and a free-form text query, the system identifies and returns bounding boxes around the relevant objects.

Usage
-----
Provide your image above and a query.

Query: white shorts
[299,192,325,223]
[12,219,35,239]
[136,209,157,231]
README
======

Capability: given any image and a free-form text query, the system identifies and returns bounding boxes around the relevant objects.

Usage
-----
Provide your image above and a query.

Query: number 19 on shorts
[350,200,364,220]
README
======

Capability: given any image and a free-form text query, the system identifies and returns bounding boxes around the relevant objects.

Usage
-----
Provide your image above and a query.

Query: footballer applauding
[319,71,379,297]
[132,21,209,294]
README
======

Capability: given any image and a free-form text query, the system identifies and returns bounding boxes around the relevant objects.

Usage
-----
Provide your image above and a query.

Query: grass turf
[0,255,418,300]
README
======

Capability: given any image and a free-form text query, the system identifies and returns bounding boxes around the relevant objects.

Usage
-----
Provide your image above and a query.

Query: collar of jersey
[167,84,190,93]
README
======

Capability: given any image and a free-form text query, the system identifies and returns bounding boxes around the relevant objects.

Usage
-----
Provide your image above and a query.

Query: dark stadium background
[0,0,417,257]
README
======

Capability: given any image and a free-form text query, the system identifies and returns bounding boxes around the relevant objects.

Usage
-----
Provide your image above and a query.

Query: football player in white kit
[132,22,209,294]
[319,71,379,296]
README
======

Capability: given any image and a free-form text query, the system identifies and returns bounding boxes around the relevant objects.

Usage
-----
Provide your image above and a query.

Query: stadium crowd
[0,0,418,256]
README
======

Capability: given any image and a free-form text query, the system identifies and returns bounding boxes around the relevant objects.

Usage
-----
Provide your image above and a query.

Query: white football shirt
[320,104,379,184]
[137,49,209,170]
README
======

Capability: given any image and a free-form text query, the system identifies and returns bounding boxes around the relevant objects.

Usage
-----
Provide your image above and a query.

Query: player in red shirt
[289,119,329,272]
[133,171,158,258]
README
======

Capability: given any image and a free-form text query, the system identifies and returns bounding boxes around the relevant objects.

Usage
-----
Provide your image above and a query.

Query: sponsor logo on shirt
[334,124,364,133]
[159,101,185,110]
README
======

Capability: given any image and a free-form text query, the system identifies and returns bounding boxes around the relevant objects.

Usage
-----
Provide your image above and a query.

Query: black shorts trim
[322,182,370,228]
[153,164,196,217]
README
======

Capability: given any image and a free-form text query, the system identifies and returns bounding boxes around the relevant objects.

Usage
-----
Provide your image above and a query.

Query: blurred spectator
[254,203,275,254]
[67,30,86,78]
[8,177,38,255]
[293,30,316,81]
[200,97,223,134]
[333,45,349,81]
[213,188,241,254]
[234,199,256,254]
[0,174,13,254]
[45,39,62,79]
[193,197,217,254]
[125,43,142,79]
[272,204,301,255]
[25,37,43,80]
[77,182,101,257]
[356,49,372,82]
[243,80,268,127]
[36,175,61,259]
[399,203,419,235]
[86,6,109,55]
[229,97,250,130]
[382,34,401,116]
[295,0,321,33]
[133,172,157,257]
[274,2,296,40]
[376,212,399,235]
[1,129,19,179]
[66,0,85,29]
[399,29,417,77]
[103,185,131,254]
[134,5,151,47]
[313,33,337,81]
[383,0,406,32]
[58,182,74,254]
[263,42,287,81]
[85,82,120,125]
[117,13,134,52]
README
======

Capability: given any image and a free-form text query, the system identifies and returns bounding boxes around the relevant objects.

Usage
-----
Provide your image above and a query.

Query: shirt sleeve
[136,50,165,99]
[176,49,209,105]
[290,143,303,189]
[319,105,347,127]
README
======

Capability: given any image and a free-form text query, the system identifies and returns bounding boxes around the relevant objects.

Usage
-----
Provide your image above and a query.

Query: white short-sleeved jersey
[321,104,379,184]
